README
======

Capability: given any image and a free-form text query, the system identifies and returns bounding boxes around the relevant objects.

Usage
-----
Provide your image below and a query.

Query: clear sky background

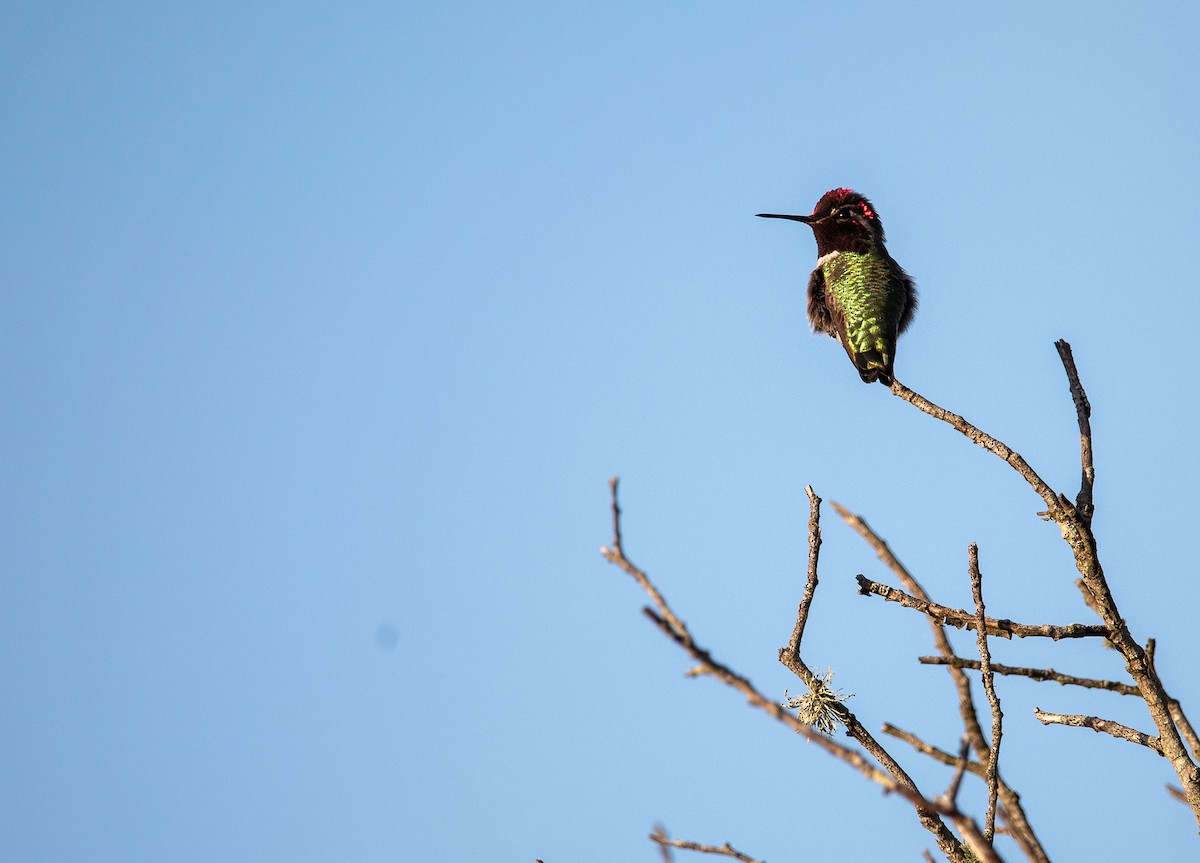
[3,3,1199,861]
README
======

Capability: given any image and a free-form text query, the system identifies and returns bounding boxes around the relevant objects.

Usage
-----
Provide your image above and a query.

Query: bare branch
[601,477,694,644]
[856,575,1107,640]
[1168,785,1189,804]
[1145,638,1200,763]
[1073,577,1105,620]
[650,826,764,863]
[1170,702,1200,765]
[884,724,972,770]
[918,655,1138,695]
[893,355,1200,816]
[889,378,1062,518]
[1034,708,1164,755]
[941,739,972,808]
[969,545,1003,843]
[1055,340,1095,524]
[781,487,845,734]
[656,824,673,863]
[783,485,822,658]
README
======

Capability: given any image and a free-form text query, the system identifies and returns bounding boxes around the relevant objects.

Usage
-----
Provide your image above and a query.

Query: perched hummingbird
[758,188,916,386]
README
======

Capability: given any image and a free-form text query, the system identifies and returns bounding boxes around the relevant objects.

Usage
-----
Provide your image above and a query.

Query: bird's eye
[836,209,853,220]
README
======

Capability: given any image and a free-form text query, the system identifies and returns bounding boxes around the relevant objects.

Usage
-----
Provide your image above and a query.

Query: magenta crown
[820,188,876,221]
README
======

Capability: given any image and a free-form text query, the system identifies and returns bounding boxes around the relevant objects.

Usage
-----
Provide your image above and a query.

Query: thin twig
[1168,785,1189,804]
[780,490,848,735]
[781,486,838,725]
[856,575,1107,640]
[656,824,673,863]
[600,479,970,862]
[602,477,693,643]
[941,739,972,808]
[889,378,1062,518]
[900,741,1018,860]
[650,826,764,863]
[1073,577,1105,620]
[1170,702,1200,764]
[918,655,1138,695]
[1055,340,1094,524]
[969,545,1002,843]
[784,486,822,657]
[1033,708,1163,754]
[1145,638,1200,763]
[884,724,980,772]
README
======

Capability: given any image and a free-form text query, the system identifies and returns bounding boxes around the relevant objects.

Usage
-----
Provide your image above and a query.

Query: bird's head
[758,188,885,255]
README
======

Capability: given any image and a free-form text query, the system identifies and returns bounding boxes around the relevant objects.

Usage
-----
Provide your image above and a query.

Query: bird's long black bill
[755,213,813,223]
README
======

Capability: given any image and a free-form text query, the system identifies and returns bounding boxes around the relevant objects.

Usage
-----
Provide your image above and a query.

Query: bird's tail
[855,350,894,386]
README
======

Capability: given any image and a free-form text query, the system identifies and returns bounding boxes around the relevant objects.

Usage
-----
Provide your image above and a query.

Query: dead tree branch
[856,575,1106,640]
[783,485,822,656]
[1054,340,1094,524]
[893,344,1200,820]
[918,656,1138,696]
[885,725,980,772]
[603,477,693,643]
[650,826,764,863]
[1034,708,1163,755]
[1145,639,1200,763]
[888,379,1062,518]
[969,545,1003,844]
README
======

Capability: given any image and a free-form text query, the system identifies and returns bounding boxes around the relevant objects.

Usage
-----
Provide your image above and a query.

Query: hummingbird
[758,188,916,386]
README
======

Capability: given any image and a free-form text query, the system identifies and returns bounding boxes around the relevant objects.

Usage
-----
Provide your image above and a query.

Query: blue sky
[3,3,1199,861]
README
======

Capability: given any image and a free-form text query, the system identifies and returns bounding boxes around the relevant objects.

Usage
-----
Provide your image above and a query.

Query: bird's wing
[806,267,839,337]
[895,266,918,335]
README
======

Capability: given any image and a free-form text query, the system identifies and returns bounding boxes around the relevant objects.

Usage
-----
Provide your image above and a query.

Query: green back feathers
[821,251,902,371]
